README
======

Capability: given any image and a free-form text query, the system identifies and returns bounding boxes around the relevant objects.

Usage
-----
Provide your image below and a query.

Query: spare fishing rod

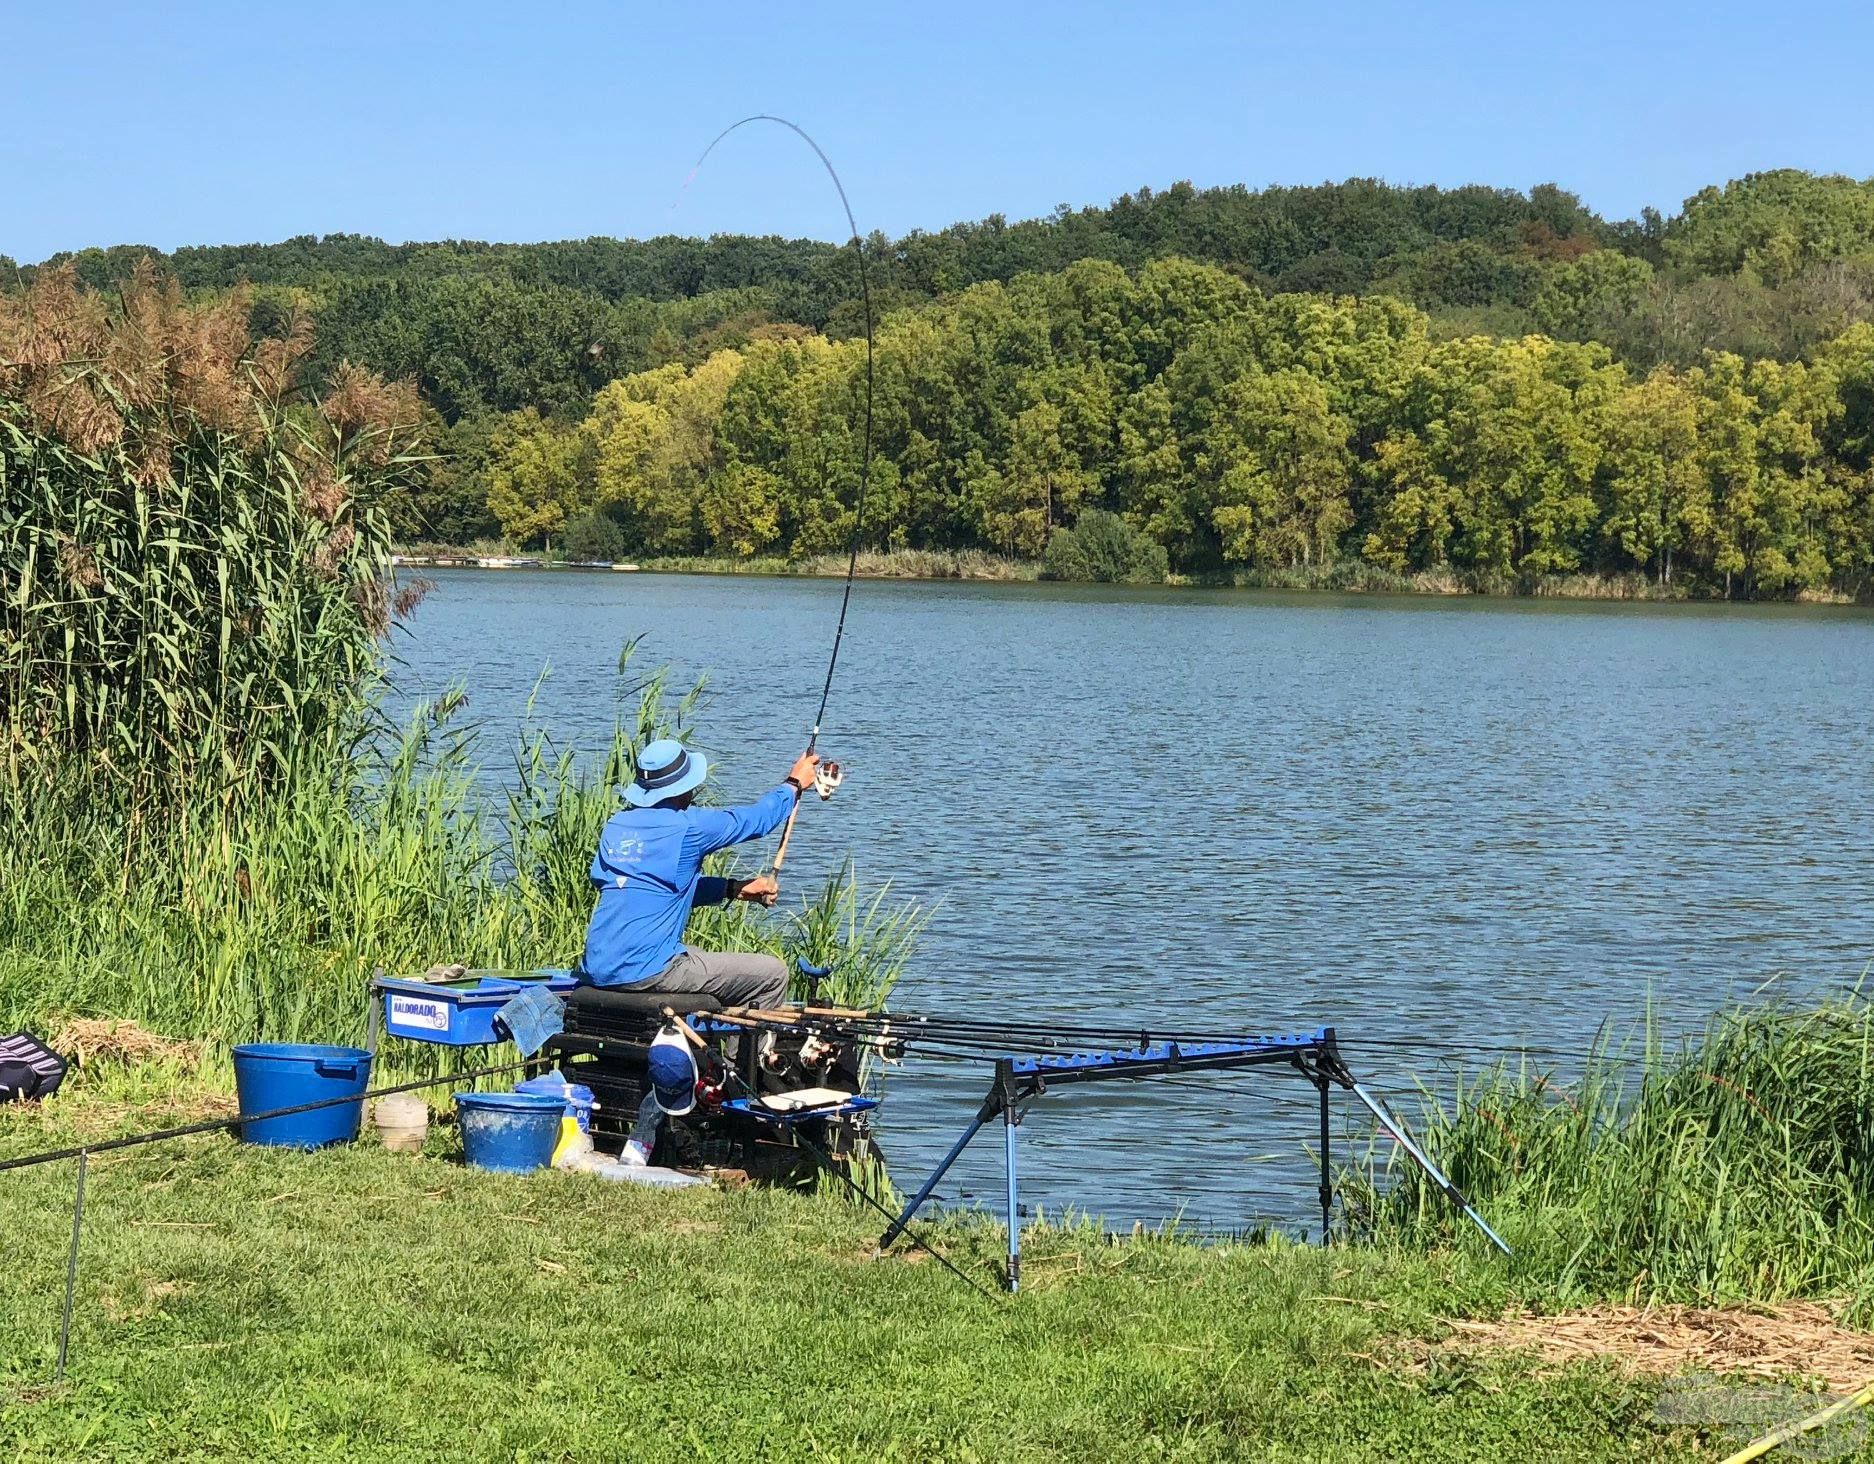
[707,1002,1516,1254]
[710,1005,1578,1061]
[686,115,873,878]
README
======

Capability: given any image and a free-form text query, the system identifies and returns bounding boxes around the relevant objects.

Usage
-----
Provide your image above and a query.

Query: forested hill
[16,177,1621,316]
[8,169,1874,597]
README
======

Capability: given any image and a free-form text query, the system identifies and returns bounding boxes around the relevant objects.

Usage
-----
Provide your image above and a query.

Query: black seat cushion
[565,987,722,1020]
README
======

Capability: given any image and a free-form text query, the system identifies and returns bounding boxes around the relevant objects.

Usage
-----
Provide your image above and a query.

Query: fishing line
[685,114,873,892]
[685,115,874,830]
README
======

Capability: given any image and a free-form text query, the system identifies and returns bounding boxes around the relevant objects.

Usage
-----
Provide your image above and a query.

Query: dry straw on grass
[50,1018,202,1072]
[1438,1303,1874,1392]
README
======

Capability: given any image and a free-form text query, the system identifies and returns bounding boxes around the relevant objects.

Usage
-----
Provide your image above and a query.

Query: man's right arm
[685,753,820,857]
[686,783,798,856]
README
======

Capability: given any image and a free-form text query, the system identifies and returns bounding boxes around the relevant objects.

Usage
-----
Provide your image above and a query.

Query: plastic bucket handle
[315,1057,364,1079]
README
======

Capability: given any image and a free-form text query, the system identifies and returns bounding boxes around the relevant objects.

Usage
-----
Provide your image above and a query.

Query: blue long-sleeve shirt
[578,784,798,988]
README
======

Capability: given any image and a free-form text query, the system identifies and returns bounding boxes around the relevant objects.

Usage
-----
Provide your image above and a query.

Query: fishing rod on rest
[687,115,873,885]
[710,1004,1516,1253]
[798,1010,1626,1068]
[711,998,1618,1069]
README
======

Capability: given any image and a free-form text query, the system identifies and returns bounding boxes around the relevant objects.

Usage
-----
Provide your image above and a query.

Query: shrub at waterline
[559,506,627,562]
[1040,508,1170,584]
[0,262,424,797]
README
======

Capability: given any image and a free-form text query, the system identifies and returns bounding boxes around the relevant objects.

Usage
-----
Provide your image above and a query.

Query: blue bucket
[455,1091,565,1174]
[232,1043,373,1149]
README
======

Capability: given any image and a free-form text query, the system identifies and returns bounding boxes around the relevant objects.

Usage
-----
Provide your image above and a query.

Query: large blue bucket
[455,1091,564,1174]
[232,1043,373,1149]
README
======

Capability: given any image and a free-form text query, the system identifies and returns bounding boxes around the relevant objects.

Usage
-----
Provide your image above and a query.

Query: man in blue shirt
[578,738,821,1010]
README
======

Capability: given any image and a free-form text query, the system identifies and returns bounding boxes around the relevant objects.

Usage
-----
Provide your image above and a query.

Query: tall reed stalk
[1345,988,1874,1310]
[1,258,917,1134]
[1,262,423,803]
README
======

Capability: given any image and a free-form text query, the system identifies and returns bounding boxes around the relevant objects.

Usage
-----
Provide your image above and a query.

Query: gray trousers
[633,947,788,1010]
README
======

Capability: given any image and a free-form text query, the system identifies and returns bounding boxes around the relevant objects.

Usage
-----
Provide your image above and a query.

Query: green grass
[0,1086,1709,1463]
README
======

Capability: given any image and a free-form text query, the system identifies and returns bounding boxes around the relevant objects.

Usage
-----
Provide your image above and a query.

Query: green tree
[585,350,746,555]
[1204,368,1354,567]
[1532,251,1656,339]
[1601,370,1705,584]
[1666,171,1874,284]
[485,409,593,548]
[699,462,782,558]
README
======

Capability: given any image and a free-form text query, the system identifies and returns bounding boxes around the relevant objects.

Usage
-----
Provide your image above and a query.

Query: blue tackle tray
[722,1094,880,1126]
[375,969,578,1046]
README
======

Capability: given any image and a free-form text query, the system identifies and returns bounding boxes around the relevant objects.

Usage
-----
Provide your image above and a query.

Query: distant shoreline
[391,550,1866,605]
[392,548,1043,583]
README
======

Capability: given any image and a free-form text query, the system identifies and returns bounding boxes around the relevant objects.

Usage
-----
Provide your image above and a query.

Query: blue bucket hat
[647,1025,699,1116]
[625,738,709,808]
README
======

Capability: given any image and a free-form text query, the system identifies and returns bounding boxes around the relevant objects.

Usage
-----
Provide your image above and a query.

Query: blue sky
[4,0,1871,263]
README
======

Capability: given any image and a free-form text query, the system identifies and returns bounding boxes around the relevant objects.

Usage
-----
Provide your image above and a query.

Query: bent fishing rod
[685,115,874,877]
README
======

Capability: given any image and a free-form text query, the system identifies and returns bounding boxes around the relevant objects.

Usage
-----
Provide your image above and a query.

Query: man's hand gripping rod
[771,749,843,874]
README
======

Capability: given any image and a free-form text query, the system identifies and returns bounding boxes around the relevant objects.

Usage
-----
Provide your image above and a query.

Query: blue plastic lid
[454,1090,567,1112]
[647,1028,699,1116]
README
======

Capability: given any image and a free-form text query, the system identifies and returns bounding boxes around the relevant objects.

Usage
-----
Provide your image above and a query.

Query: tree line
[479,257,1874,597]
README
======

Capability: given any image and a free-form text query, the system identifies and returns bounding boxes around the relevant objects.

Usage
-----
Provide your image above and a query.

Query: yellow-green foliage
[479,260,1874,599]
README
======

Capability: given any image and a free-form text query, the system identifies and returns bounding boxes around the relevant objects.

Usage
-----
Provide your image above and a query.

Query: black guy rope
[14,1054,540,1385]
[0,1055,536,1174]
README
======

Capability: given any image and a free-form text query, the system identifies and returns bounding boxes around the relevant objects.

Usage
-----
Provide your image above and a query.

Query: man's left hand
[735,875,780,907]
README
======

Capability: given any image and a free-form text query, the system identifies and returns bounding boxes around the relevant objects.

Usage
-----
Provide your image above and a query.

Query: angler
[576,738,825,1010]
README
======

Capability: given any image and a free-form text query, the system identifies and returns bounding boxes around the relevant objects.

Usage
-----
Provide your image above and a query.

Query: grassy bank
[1355,990,1874,1314]
[0,1085,1696,1463]
[9,998,1874,1457]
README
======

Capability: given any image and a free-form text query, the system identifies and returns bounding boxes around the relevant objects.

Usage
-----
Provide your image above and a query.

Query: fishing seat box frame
[546,987,761,1161]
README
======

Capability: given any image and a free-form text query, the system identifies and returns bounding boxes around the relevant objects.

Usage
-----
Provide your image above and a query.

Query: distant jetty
[391,554,640,572]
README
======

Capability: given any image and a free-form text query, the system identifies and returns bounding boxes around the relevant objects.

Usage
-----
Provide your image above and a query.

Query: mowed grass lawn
[0,1093,1712,1462]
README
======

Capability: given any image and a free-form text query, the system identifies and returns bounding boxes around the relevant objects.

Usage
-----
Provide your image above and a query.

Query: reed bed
[1,262,425,800]
[2,262,913,1059]
[1347,991,1874,1311]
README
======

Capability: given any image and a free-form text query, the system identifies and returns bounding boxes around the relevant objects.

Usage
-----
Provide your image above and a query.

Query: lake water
[393,569,1874,1231]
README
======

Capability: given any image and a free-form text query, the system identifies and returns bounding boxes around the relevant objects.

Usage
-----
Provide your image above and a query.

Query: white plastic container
[372,1092,429,1154]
